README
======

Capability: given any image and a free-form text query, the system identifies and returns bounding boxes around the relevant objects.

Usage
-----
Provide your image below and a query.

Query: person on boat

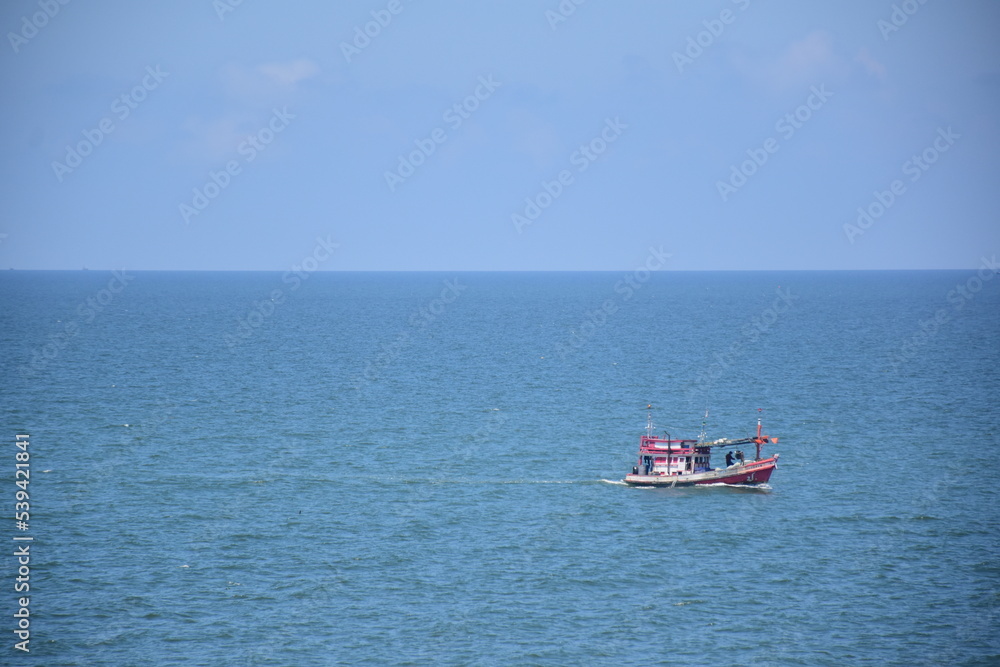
[736,450,745,465]
[725,451,735,467]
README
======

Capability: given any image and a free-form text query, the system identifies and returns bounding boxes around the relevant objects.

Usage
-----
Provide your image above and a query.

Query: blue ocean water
[1,270,998,666]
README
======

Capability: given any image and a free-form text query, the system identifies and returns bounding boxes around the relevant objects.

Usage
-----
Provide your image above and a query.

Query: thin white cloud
[855,47,888,81]
[222,58,321,99]
[180,59,321,163]
[179,114,253,163]
[735,31,848,91]
[258,59,321,88]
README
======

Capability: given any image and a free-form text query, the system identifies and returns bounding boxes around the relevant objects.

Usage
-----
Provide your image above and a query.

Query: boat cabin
[637,436,713,476]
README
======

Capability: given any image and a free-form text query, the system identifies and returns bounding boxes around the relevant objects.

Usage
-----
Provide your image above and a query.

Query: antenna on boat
[646,404,653,438]
[698,407,709,443]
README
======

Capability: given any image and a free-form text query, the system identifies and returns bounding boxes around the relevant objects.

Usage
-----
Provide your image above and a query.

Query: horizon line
[0,267,986,273]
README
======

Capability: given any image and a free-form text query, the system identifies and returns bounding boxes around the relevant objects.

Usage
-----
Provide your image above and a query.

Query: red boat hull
[624,455,778,487]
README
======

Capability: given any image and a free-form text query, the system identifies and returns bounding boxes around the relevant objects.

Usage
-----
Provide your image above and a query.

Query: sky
[1,0,998,271]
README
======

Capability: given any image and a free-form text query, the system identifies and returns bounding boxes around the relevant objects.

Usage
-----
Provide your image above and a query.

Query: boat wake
[368,477,597,486]
[699,482,773,491]
[492,479,580,485]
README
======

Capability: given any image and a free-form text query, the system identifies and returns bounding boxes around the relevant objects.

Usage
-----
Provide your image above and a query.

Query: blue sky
[1,0,997,270]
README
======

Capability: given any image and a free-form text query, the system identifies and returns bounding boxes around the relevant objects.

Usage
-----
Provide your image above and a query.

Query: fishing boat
[624,407,779,487]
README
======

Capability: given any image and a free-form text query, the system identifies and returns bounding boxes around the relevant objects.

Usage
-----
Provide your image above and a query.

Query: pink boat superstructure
[624,407,779,487]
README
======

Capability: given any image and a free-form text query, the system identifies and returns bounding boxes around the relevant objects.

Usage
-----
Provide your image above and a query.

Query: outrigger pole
[696,412,779,461]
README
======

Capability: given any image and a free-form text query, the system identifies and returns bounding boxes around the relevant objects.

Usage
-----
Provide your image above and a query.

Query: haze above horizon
[2,1,997,271]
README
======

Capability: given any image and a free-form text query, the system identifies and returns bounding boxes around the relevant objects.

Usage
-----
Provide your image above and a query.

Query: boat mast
[751,408,776,461]
[644,404,654,475]
[646,404,673,476]
[755,417,762,460]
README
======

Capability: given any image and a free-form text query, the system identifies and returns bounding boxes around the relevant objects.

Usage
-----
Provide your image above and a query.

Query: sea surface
[1,270,998,666]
